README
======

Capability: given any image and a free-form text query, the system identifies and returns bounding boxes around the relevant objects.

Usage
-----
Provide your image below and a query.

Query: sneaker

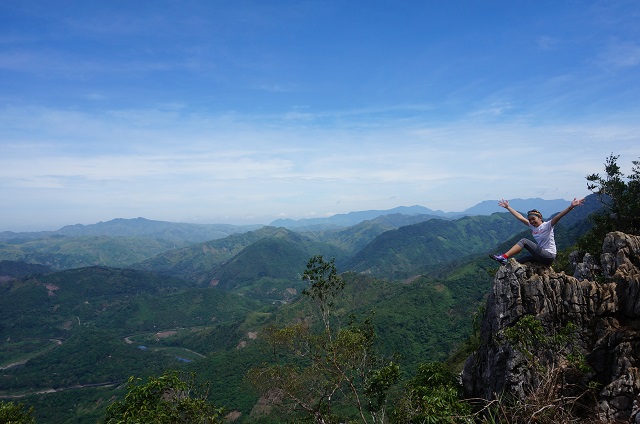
[490,254,508,265]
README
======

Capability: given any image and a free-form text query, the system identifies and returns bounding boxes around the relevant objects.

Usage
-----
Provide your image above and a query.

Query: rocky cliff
[462,232,640,422]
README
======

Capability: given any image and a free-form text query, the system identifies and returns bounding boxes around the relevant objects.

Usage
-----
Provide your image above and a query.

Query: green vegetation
[392,362,471,423]
[345,213,525,279]
[0,400,35,424]
[578,154,640,255]
[247,256,399,424]
[0,236,179,270]
[0,190,604,422]
[103,371,224,424]
[494,315,597,423]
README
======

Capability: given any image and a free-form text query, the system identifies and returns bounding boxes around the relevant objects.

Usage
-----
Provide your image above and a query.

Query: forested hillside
[0,199,600,423]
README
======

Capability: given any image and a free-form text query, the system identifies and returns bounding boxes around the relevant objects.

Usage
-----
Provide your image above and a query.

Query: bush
[103,371,224,424]
[0,401,35,424]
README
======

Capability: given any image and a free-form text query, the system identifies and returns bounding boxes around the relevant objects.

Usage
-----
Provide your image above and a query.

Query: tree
[0,401,35,424]
[578,154,640,255]
[391,362,472,424]
[103,371,224,424]
[247,255,399,424]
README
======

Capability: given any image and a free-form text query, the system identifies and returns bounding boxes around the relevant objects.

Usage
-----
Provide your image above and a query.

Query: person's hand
[570,198,585,209]
[498,199,509,209]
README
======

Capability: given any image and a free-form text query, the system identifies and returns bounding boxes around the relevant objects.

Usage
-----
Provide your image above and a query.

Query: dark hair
[527,209,543,220]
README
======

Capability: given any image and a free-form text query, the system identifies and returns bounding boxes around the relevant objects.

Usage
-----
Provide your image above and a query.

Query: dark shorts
[516,238,555,265]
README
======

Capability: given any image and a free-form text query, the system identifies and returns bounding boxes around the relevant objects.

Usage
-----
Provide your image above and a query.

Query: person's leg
[517,239,555,265]
[504,242,523,258]
[516,255,535,264]
[490,240,524,264]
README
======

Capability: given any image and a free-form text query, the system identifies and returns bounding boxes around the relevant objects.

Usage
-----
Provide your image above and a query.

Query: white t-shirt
[529,220,556,255]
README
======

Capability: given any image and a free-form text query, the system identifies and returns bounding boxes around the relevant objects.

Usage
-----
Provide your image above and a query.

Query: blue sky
[1,1,640,231]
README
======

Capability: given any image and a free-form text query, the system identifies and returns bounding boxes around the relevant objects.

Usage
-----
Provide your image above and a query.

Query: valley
[0,199,599,423]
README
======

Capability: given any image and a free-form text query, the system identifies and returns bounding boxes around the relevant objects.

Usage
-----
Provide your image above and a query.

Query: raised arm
[498,199,529,225]
[550,198,585,227]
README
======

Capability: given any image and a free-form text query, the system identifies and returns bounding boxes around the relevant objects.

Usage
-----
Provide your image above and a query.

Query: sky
[1,1,640,231]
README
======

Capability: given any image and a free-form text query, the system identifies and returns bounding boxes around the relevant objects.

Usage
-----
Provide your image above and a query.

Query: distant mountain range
[0,217,262,244]
[269,198,571,229]
[1,199,571,240]
[0,198,578,273]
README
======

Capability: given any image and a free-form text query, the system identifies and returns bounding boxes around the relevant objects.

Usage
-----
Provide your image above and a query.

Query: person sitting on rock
[490,198,585,265]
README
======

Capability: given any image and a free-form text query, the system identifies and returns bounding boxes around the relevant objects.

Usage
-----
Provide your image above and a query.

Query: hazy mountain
[135,227,346,301]
[462,198,570,218]
[0,217,263,244]
[132,226,313,280]
[270,205,457,229]
[299,214,434,254]
[269,199,572,229]
[1,199,573,243]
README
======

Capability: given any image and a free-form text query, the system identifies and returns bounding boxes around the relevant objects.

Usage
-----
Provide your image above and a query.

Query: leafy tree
[247,255,399,424]
[0,401,35,424]
[302,255,345,332]
[391,362,472,423]
[579,154,640,255]
[102,371,224,424]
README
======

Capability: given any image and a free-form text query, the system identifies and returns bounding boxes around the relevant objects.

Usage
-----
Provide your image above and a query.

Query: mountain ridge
[1,198,571,238]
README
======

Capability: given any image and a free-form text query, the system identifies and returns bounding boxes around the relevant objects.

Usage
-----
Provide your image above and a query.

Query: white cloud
[2,104,638,229]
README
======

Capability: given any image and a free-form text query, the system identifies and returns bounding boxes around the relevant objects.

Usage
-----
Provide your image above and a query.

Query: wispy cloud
[599,40,640,68]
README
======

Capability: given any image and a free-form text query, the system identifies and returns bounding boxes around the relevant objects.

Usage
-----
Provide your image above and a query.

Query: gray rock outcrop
[462,232,640,422]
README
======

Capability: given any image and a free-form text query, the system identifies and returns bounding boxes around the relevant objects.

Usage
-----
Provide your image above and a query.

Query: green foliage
[0,206,597,423]
[391,362,471,423]
[498,315,598,422]
[248,256,399,424]
[364,361,400,418]
[302,255,346,328]
[103,371,224,423]
[501,316,589,373]
[579,154,640,255]
[0,401,35,424]
[502,315,546,362]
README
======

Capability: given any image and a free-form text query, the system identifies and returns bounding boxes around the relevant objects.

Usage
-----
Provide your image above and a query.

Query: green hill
[134,227,346,301]
[209,229,345,298]
[132,226,304,280]
[0,260,52,278]
[0,235,180,270]
[344,213,525,279]
[300,213,441,254]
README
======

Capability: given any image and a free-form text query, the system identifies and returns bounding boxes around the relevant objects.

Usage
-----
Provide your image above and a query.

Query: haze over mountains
[1,198,569,238]
[0,197,595,301]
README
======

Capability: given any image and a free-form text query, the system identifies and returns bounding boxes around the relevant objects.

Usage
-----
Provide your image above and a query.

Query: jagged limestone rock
[462,232,640,422]
[571,250,601,281]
